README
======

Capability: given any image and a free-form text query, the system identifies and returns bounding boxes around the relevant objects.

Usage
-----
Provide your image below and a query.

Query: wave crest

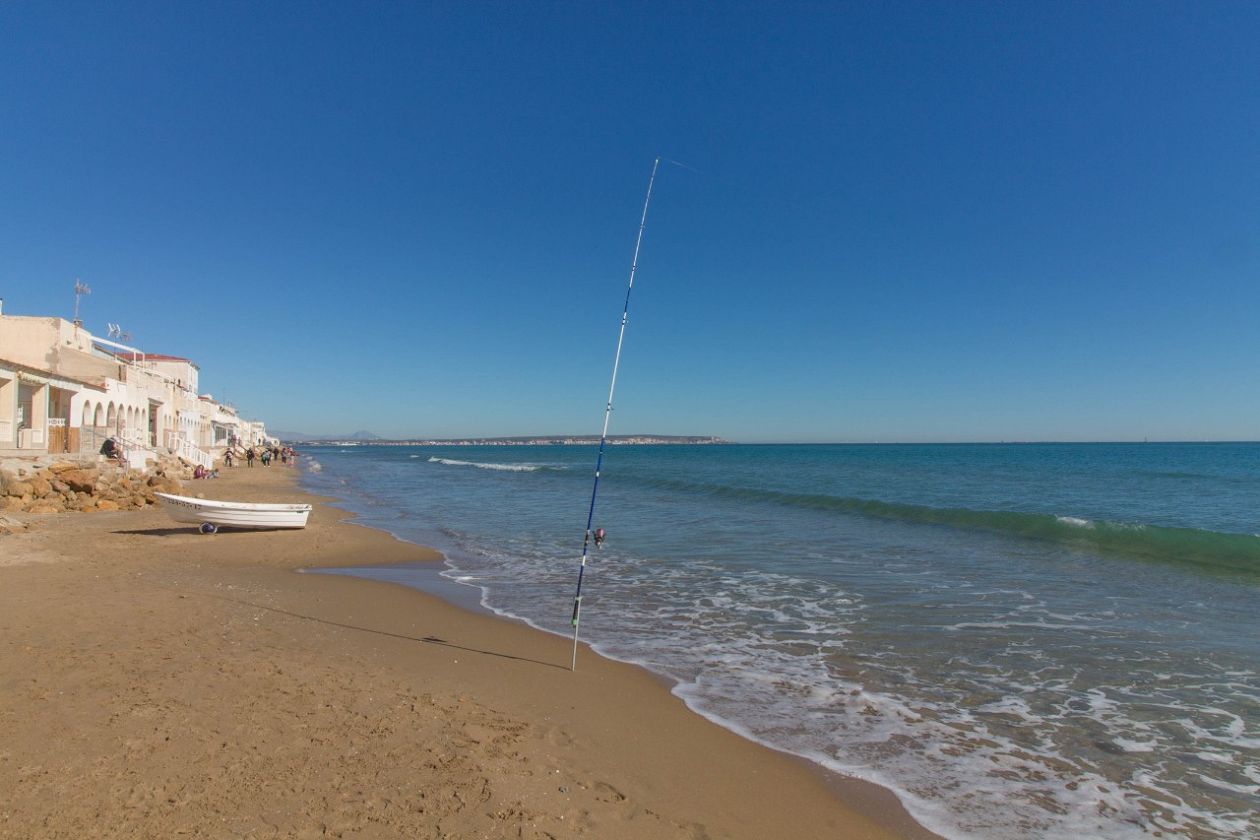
[428,457,542,472]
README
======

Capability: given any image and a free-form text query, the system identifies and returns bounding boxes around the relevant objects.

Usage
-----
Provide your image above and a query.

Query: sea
[297,442,1260,840]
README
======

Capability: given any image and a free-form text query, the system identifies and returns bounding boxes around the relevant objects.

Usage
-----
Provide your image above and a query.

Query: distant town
[282,434,728,447]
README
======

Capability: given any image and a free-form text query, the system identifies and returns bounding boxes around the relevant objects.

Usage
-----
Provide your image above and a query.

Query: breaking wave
[427,457,545,473]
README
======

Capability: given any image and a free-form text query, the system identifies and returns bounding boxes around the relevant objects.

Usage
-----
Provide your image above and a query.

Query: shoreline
[300,465,943,839]
[1,462,936,839]
[298,480,946,840]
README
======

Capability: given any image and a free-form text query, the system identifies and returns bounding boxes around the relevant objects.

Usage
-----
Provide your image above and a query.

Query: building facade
[0,314,270,466]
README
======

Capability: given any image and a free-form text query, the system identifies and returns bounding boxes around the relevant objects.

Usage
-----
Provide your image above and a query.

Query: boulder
[96,499,120,511]
[58,469,100,494]
[5,481,33,499]
[27,503,61,514]
[29,477,53,498]
[150,477,183,496]
[48,462,80,474]
[1,497,24,513]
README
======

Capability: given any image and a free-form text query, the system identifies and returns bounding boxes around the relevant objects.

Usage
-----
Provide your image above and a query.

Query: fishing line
[662,157,701,174]
[568,157,661,672]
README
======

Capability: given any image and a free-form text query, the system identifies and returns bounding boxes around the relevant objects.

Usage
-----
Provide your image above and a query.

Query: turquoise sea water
[299,443,1260,839]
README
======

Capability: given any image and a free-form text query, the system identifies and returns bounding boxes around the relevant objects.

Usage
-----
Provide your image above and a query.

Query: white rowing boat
[155,492,312,533]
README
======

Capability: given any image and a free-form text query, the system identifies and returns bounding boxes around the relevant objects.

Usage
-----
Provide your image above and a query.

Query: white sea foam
[1194,772,1260,796]
[1056,515,1094,528]
[943,620,1105,632]
[427,457,541,472]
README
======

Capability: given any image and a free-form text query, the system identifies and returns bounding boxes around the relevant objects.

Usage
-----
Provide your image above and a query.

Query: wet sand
[0,463,935,839]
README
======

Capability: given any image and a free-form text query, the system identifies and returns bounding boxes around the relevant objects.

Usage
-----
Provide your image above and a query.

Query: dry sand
[0,463,936,839]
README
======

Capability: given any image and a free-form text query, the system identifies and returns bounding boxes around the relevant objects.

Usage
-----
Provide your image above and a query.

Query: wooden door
[48,425,69,454]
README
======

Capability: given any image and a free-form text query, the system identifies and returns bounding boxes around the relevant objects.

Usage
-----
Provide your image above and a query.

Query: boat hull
[155,492,312,530]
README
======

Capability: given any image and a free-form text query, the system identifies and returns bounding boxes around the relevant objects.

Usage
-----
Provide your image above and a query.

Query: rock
[5,481,33,499]
[58,469,100,494]
[29,477,53,498]
[51,480,69,494]
[27,503,60,514]
[96,499,120,511]
[150,477,183,495]
[1,497,24,513]
[48,462,79,474]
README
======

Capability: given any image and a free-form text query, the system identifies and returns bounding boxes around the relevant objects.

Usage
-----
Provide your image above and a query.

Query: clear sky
[3,1,1258,442]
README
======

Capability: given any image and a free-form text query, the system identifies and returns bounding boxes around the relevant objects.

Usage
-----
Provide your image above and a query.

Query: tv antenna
[106,323,132,342]
[73,279,91,325]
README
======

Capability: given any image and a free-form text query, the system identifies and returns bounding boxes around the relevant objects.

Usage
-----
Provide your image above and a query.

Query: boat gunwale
[154,492,313,513]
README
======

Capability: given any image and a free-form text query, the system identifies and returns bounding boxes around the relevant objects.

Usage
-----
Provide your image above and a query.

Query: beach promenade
[0,464,927,839]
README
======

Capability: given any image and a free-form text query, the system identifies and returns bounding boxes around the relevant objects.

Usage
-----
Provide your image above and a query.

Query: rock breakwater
[0,458,187,516]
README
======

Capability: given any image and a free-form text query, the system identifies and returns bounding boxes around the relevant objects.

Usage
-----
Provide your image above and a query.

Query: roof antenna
[73,279,91,326]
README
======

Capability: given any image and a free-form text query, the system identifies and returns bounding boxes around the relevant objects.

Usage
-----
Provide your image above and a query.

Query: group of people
[99,434,297,477]
[222,444,297,469]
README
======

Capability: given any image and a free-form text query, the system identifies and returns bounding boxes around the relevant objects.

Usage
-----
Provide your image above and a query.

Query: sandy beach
[0,462,933,839]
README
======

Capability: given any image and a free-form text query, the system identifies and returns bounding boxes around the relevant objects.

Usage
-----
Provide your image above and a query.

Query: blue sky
[3,1,1258,442]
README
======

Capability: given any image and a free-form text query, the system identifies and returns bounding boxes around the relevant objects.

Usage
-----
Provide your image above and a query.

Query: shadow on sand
[201,591,569,671]
[113,527,198,537]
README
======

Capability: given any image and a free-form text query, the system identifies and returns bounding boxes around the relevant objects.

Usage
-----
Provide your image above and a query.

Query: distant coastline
[286,434,729,446]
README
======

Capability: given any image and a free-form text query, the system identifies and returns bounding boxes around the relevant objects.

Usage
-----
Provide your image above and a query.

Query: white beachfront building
[0,313,268,467]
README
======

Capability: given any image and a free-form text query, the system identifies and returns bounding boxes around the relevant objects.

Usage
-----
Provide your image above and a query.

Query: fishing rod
[569,156,661,672]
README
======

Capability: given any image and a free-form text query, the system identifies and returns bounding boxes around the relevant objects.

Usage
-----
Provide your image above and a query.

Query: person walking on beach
[261,448,272,466]
[246,447,255,467]
[224,449,235,468]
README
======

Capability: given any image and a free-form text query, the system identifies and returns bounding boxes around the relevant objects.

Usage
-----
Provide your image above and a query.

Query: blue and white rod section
[569,157,661,671]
